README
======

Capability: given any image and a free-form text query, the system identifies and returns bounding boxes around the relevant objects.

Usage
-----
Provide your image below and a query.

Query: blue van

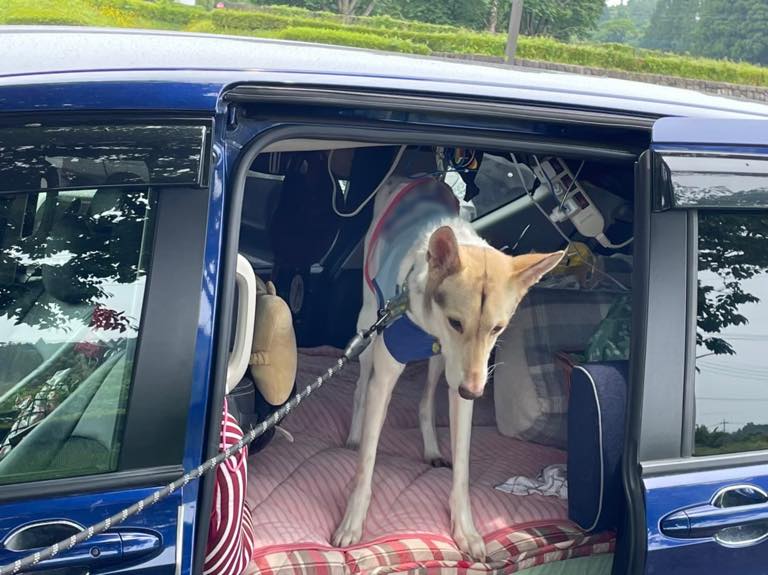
[1,26,767,575]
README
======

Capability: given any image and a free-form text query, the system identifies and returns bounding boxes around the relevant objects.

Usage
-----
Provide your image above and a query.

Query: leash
[0,296,409,575]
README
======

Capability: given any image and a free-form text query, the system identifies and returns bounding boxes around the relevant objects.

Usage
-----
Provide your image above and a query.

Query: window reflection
[0,185,155,482]
[695,212,768,455]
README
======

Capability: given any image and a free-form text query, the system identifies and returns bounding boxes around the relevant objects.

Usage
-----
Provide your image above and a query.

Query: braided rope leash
[0,355,350,575]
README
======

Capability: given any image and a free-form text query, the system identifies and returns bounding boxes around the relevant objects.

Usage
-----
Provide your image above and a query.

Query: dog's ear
[427,226,462,278]
[511,251,565,290]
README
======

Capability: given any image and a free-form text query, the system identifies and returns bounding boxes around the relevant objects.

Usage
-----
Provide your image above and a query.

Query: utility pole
[505,0,524,64]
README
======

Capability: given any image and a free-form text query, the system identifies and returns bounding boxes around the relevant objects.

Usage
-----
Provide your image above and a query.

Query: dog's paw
[332,519,363,548]
[428,456,452,469]
[453,525,486,562]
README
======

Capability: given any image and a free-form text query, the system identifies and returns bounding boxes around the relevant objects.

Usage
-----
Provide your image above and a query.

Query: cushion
[249,278,297,406]
[567,362,628,532]
[244,348,616,574]
[493,289,618,448]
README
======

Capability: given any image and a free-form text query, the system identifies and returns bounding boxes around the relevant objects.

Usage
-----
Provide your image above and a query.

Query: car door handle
[661,485,768,546]
[1,521,161,572]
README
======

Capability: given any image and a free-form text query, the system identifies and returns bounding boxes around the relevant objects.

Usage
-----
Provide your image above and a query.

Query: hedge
[91,0,205,26]
[1,0,112,26]
[276,26,430,55]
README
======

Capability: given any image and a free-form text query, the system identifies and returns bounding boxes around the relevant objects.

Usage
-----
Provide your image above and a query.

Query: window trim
[0,465,183,505]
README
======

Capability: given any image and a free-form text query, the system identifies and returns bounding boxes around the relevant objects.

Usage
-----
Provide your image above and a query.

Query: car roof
[2,26,768,119]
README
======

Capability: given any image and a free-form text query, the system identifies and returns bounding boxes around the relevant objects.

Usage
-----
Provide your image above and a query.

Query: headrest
[248,277,297,406]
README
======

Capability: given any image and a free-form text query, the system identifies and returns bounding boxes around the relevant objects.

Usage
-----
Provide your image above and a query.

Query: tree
[693,0,768,66]
[642,0,700,53]
[336,0,378,22]
[592,18,640,44]
[487,0,499,32]
[497,0,605,41]
[594,0,656,45]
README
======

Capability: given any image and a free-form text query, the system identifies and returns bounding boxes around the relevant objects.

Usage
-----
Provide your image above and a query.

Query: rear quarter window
[695,211,768,455]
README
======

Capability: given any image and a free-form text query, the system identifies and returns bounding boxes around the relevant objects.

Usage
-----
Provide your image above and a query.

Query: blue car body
[1,26,767,575]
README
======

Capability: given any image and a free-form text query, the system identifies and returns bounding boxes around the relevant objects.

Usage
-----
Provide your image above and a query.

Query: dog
[333,174,564,560]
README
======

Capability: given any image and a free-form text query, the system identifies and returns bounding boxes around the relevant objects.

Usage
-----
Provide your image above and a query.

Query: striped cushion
[205,399,255,575]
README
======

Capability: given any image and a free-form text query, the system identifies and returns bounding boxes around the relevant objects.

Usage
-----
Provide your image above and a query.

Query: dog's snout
[458,385,481,401]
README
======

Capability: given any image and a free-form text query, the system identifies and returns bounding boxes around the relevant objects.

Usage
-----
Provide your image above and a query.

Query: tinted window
[0,123,208,193]
[695,212,768,455]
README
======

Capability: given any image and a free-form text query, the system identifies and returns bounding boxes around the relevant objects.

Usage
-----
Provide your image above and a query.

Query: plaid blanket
[494,289,619,449]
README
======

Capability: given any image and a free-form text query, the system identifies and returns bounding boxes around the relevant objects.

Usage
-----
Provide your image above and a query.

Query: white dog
[333,174,563,560]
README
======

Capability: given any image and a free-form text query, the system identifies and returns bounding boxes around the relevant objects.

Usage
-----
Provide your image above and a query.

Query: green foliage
[642,0,700,54]
[592,18,640,45]
[93,0,206,25]
[593,0,656,46]
[276,26,430,53]
[0,0,112,25]
[642,0,768,67]
[694,0,768,66]
[696,423,768,456]
[497,0,605,40]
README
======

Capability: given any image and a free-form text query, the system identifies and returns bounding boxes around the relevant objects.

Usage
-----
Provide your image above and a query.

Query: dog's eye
[448,318,463,333]
[491,325,504,335]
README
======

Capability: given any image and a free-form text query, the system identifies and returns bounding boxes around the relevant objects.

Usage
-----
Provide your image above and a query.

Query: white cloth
[495,464,568,499]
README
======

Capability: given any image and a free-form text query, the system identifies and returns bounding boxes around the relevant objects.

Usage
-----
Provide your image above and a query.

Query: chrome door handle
[661,485,768,547]
[0,520,161,571]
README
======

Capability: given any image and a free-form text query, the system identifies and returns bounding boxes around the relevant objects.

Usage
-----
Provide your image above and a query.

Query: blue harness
[364,178,459,364]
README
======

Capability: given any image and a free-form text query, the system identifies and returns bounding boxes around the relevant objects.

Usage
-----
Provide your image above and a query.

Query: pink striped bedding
[245,347,614,574]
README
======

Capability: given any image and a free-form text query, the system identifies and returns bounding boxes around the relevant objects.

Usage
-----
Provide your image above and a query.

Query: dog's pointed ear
[511,251,565,290]
[427,226,462,278]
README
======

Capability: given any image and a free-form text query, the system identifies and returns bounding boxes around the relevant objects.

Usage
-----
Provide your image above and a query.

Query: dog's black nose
[458,385,481,401]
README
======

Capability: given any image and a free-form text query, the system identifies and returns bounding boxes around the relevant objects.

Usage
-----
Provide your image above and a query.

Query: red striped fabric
[205,399,255,575]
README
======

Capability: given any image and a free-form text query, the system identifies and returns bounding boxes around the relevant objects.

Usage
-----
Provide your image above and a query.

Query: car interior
[227,138,636,575]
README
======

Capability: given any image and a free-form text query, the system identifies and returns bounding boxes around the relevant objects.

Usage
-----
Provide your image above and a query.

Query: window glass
[695,212,768,455]
[0,123,207,193]
[0,184,156,484]
[444,154,534,221]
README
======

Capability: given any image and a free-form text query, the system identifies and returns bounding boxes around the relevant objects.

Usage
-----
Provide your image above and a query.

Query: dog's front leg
[448,388,486,561]
[420,354,448,467]
[346,344,373,448]
[333,340,404,547]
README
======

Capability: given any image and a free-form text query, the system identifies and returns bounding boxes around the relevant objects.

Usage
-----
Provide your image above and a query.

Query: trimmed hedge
[92,0,205,26]
[276,26,430,55]
[1,0,112,26]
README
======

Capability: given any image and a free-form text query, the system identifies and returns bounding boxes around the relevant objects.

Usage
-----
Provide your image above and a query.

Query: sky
[696,272,768,432]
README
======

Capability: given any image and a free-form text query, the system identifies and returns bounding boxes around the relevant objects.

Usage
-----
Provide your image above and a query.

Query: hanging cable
[513,153,572,245]
[330,145,407,218]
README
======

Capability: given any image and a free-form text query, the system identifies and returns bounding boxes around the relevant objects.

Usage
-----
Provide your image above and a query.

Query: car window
[444,154,534,221]
[694,211,768,456]
[0,125,167,485]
